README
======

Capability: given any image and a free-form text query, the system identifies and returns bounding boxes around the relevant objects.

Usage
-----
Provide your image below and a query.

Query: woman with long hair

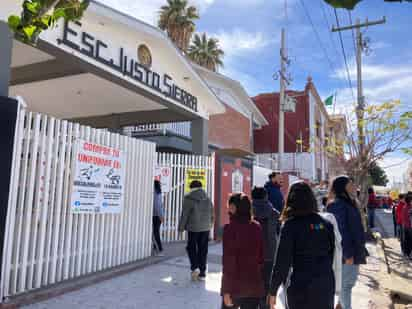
[268,181,336,309]
[221,193,264,309]
[153,180,164,255]
[328,176,367,309]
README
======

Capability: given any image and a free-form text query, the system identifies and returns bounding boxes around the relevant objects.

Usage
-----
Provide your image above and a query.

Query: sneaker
[198,273,206,281]
[191,269,200,281]
[157,252,165,257]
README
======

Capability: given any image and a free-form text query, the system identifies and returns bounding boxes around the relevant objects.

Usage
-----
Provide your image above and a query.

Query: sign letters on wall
[58,21,198,113]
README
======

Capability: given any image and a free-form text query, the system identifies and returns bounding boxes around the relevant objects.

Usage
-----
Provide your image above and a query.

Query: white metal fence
[157,153,214,243]
[1,103,156,299]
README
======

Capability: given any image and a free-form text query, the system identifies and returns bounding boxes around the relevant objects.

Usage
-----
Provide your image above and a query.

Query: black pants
[187,231,209,273]
[152,216,163,252]
[258,261,273,309]
[404,228,412,256]
[221,298,260,309]
[287,273,335,309]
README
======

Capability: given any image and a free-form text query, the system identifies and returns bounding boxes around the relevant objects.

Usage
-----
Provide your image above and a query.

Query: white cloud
[97,0,215,25]
[379,155,411,186]
[333,62,412,82]
[332,61,412,111]
[213,29,275,59]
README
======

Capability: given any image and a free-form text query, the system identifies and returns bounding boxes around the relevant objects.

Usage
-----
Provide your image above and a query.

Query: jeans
[187,231,209,273]
[221,298,260,309]
[152,216,163,252]
[340,264,359,309]
[368,208,375,228]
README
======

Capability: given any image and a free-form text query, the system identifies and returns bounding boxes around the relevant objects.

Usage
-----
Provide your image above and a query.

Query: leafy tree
[158,0,199,53]
[323,0,412,9]
[337,101,411,215]
[188,33,224,72]
[8,0,89,44]
[368,162,389,186]
[323,0,363,9]
[305,100,412,226]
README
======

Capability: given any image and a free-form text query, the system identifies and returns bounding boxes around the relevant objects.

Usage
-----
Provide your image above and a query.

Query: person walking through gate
[178,180,214,281]
[251,187,280,309]
[328,176,368,309]
[367,187,379,228]
[401,192,412,259]
[153,180,164,256]
[268,181,337,309]
[221,193,264,309]
[264,172,284,213]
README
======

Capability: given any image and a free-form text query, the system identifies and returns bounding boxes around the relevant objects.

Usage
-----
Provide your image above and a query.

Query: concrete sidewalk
[20,240,392,309]
[375,209,412,306]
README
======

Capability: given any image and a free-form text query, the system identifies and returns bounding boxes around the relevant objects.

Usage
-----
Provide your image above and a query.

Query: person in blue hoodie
[251,187,280,309]
[264,172,284,213]
[328,176,367,309]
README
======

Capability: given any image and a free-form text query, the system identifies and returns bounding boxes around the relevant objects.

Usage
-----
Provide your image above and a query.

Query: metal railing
[123,122,191,139]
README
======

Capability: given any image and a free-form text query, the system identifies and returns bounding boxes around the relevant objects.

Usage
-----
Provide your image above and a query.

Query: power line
[334,9,356,102]
[348,11,357,57]
[320,0,340,58]
[299,0,336,72]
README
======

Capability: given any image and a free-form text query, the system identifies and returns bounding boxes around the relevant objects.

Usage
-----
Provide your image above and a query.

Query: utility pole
[332,16,386,218]
[332,17,386,163]
[278,28,286,171]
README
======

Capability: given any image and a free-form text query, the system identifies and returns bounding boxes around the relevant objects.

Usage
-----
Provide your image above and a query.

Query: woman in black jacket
[328,176,367,309]
[268,182,336,309]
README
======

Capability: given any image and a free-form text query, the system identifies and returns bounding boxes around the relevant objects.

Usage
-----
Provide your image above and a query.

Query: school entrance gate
[157,153,214,243]
[0,101,215,301]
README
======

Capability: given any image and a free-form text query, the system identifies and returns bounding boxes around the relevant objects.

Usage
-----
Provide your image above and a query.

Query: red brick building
[253,77,346,182]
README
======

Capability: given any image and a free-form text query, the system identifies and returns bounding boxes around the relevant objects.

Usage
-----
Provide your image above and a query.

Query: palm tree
[188,33,224,72]
[158,0,199,53]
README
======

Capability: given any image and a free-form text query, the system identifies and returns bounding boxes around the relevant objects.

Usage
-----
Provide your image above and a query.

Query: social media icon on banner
[74,201,81,207]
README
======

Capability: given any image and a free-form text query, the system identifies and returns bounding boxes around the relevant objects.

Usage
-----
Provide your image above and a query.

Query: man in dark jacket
[251,187,280,309]
[264,172,284,213]
[178,180,214,281]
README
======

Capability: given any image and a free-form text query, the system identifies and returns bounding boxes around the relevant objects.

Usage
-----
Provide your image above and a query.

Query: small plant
[8,0,90,44]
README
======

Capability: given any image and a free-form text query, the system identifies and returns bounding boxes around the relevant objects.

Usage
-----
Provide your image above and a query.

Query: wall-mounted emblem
[138,44,152,68]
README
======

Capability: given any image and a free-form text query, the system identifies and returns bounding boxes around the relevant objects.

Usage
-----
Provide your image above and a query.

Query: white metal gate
[157,153,214,243]
[1,103,156,299]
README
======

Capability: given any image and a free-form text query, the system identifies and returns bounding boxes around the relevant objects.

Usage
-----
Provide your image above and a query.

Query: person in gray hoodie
[251,186,280,309]
[178,180,214,281]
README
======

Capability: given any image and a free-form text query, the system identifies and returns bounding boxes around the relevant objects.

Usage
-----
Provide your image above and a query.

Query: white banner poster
[154,166,172,193]
[70,139,126,214]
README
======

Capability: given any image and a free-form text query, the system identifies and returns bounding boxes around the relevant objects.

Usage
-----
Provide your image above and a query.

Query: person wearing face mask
[221,193,264,309]
[327,176,368,309]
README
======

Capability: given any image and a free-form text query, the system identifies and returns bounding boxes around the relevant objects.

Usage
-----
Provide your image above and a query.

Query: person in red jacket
[396,194,406,244]
[367,188,379,228]
[401,193,412,259]
[221,193,264,309]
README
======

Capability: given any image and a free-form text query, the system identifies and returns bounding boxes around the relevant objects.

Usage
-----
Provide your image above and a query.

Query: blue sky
[100,0,411,185]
